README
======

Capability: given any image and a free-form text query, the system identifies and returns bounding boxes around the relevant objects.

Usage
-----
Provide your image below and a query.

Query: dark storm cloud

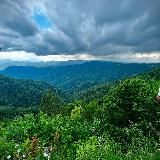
[0,0,37,37]
[0,0,160,55]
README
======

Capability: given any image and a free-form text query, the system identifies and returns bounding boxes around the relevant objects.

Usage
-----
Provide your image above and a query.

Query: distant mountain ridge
[0,60,86,70]
[1,61,160,93]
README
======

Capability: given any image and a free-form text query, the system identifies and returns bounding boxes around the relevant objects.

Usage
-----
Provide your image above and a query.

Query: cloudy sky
[0,0,160,62]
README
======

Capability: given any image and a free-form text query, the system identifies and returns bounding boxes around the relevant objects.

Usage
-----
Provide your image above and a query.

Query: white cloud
[0,51,160,63]
[39,53,96,61]
[0,51,40,62]
[104,52,160,63]
[0,51,97,62]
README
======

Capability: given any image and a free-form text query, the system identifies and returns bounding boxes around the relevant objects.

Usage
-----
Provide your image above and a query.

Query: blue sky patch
[32,9,52,29]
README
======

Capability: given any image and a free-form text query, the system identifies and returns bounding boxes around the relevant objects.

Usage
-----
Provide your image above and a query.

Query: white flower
[43,147,51,159]
[7,155,11,159]
[17,149,21,153]
[15,144,19,148]
[43,152,49,157]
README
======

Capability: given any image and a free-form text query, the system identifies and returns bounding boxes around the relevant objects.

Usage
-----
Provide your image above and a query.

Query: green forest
[0,68,160,159]
[0,0,160,158]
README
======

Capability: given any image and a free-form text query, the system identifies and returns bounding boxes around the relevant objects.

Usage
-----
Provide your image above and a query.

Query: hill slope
[1,69,160,159]
[1,61,160,93]
[0,74,53,107]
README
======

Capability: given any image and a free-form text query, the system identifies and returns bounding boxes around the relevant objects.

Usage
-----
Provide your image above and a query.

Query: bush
[103,78,159,128]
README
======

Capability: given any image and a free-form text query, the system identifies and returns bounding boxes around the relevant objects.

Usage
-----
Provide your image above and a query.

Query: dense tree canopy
[0,75,54,107]
[0,68,160,159]
[0,74,57,120]
[2,61,160,93]
[40,90,63,116]
[103,78,159,127]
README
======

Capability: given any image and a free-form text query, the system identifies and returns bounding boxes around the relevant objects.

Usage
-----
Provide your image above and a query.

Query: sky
[0,0,160,63]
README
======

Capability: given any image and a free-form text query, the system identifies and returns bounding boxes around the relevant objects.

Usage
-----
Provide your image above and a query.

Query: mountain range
[0,60,86,70]
[1,61,160,93]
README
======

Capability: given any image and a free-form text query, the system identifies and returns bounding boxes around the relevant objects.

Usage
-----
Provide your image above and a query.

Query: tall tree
[40,90,63,116]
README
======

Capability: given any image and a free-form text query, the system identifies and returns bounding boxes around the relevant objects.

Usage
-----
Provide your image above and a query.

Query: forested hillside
[0,75,54,107]
[0,75,55,120]
[2,61,160,93]
[0,68,160,159]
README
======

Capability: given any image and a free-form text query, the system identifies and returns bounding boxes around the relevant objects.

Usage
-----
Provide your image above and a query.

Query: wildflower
[7,155,11,159]
[15,144,19,148]
[43,152,49,157]
[17,149,21,153]
[43,152,50,160]
[43,147,51,160]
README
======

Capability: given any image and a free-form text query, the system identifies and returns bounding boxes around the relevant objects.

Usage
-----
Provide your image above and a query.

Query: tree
[103,78,159,128]
[40,90,63,116]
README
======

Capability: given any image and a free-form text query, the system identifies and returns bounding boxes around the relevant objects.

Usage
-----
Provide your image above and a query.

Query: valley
[0,61,160,159]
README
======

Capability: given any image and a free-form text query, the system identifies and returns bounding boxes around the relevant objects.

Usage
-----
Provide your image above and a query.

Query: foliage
[72,82,116,103]
[40,90,63,116]
[1,68,160,159]
[0,111,159,159]
[103,78,159,127]
[0,75,62,119]
[0,113,99,159]
[0,74,53,108]
[76,136,122,160]
[2,61,160,94]
[101,77,160,153]
[0,106,38,120]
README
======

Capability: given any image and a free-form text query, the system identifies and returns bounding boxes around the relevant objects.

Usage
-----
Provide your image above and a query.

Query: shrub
[103,78,159,128]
